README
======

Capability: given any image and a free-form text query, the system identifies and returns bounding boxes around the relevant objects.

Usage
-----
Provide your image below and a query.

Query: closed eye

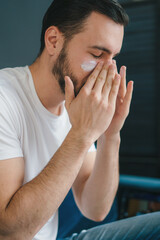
[91,53,103,59]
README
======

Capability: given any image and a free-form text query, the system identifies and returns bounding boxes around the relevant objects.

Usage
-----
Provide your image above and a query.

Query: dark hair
[39,0,129,55]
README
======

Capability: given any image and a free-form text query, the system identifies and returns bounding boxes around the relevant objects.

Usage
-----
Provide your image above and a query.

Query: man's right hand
[65,61,121,144]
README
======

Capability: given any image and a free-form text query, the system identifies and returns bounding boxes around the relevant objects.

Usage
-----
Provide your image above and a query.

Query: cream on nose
[81,60,97,72]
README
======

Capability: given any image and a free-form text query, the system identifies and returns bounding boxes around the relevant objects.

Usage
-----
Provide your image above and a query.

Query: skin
[0,12,133,239]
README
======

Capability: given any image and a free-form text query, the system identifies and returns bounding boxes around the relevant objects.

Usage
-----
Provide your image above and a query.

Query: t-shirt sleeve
[88,143,96,152]
[0,92,23,160]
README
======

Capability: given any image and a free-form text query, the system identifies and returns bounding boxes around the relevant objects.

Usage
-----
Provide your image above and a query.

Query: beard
[52,41,88,97]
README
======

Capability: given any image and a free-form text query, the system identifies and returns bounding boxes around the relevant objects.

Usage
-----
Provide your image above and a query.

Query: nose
[105,54,114,62]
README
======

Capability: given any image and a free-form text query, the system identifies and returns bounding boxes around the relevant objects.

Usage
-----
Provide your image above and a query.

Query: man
[0,0,159,239]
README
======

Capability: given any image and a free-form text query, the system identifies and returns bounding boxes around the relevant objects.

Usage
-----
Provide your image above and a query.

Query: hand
[104,62,133,138]
[65,61,121,144]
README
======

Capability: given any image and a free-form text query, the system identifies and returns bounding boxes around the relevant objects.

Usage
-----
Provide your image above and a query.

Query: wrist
[96,133,120,160]
[68,127,93,151]
[98,132,121,146]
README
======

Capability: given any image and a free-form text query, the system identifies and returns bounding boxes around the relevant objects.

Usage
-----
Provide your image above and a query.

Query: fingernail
[120,66,126,74]
[122,66,127,71]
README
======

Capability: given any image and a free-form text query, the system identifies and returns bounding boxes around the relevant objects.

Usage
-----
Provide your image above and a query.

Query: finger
[112,59,118,74]
[119,66,127,99]
[65,76,75,110]
[84,61,104,90]
[122,80,134,114]
[102,64,116,97]
[108,73,121,106]
[93,61,112,93]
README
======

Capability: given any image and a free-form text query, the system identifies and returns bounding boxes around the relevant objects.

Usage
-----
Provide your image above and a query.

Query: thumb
[65,76,75,110]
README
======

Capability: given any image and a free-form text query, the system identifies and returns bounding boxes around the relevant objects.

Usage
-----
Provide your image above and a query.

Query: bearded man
[0,0,159,239]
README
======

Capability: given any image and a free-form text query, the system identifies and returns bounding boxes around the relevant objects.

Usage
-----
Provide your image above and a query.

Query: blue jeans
[57,212,160,240]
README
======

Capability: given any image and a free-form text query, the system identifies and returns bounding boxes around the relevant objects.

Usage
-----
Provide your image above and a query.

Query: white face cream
[81,60,97,72]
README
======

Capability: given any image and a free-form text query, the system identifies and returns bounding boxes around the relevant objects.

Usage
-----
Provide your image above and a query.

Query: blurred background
[118,0,160,179]
[0,0,160,237]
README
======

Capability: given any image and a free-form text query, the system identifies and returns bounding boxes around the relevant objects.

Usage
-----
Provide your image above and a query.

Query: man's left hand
[104,62,133,138]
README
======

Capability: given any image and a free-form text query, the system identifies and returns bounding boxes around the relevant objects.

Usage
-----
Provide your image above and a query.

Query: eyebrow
[89,45,120,57]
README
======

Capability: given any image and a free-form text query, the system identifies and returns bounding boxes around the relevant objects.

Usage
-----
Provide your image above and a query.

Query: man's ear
[44,26,62,55]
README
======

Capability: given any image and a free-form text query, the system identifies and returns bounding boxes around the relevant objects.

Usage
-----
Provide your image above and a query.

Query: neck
[29,53,65,116]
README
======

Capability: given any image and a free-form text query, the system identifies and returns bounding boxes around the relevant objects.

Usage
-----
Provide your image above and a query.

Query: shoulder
[0,67,29,126]
[0,66,28,88]
[0,66,28,108]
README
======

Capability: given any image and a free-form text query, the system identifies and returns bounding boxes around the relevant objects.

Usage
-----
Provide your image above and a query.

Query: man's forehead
[67,12,124,56]
[85,11,122,28]
[82,12,124,53]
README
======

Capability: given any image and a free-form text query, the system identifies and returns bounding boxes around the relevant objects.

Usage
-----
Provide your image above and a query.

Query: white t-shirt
[0,66,96,240]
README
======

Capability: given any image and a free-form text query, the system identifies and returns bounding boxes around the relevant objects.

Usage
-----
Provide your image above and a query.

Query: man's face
[52,12,124,96]
[52,40,82,97]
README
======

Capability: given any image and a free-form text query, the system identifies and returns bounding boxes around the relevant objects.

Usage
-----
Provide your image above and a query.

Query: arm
[0,131,90,239]
[72,64,133,221]
[72,135,120,222]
